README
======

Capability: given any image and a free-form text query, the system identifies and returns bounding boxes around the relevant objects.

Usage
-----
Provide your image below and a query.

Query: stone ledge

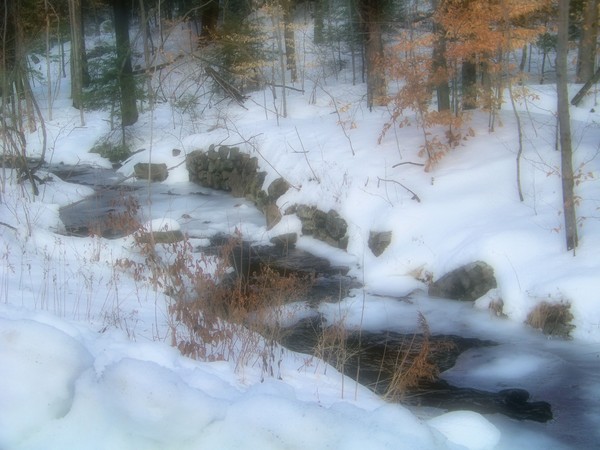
[187,145,350,250]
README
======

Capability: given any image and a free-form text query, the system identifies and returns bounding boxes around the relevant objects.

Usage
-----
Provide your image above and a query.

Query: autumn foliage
[380,0,550,170]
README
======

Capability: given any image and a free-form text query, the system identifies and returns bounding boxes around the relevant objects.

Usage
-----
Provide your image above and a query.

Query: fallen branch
[131,54,185,75]
[377,177,421,203]
[205,66,248,108]
[264,82,305,93]
[571,67,600,106]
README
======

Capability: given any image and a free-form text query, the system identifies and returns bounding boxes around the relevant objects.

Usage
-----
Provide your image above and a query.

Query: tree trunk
[576,0,598,83]
[200,0,219,41]
[462,56,477,110]
[519,44,527,72]
[283,0,297,82]
[112,0,138,126]
[68,0,84,113]
[432,0,450,112]
[313,0,325,44]
[359,0,386,109]
[2,0,37,132]
[1,0,17,106]
[557,0,578,251]
[79,5,90,88]
[571,66,600,105]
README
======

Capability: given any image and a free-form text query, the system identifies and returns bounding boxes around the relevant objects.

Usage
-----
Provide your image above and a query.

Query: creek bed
[51,163,600,449]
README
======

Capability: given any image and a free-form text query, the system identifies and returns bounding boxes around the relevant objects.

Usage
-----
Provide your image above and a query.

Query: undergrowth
[110,195,444,394]
[526,301,574,338]
[118,220,311,379]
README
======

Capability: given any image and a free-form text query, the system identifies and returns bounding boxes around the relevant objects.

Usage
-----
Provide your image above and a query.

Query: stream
[50,164,600,450]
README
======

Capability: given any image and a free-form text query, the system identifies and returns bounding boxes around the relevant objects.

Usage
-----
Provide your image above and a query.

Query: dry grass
[90,192,142,238]
[112,199,443,393]
[161,235,312,377]
[382,313,447,401]
[307,312,451,401]
[526,301,574,338]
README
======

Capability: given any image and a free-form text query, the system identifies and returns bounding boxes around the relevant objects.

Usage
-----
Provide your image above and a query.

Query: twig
[392,161,425,168]
[294,126,320,183]
[318,84,356,156]
[264,82,305,93]
[0,221,17,231]
[205,66,248,108]
[377,177,421,203]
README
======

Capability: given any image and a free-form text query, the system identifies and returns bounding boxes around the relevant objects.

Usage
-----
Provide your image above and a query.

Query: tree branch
[377,177,421,203]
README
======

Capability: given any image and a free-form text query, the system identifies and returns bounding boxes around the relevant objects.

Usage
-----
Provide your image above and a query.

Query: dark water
[50,164,144,237]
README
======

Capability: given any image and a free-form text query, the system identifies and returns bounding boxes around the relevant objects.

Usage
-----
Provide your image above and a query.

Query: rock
[368,230,392,257]
[429,261,497,301]
[187,147,348,249]
[136,229,185,244]
[265,203,282,229]
[325,210,347,242]
[291,205,348,250]
[136,218,184,243]
[134,163,168,182]
[269,233,297,249]
[267,177,290,200]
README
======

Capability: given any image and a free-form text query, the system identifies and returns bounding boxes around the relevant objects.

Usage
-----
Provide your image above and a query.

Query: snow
[428,411,502,450]
[1,12,600,450]
[0,309,451,450]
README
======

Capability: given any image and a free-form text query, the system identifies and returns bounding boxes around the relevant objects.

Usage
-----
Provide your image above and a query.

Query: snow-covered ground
[2,16,600,450]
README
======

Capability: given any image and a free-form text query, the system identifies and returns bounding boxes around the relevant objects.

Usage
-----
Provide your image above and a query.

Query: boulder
[368,230,392,257]
[134,163,168,182]
[429,261,497,301]
[291,205,348,250]
[267,177,290,200]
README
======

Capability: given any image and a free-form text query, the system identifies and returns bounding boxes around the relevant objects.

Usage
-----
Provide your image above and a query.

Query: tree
[200,0,220,41]
[358,0,387,109]
[0,0,47,196]
[557,0,579,251]
[282,0,297,82]
[112,0,138,127]
[437,0,549,111]
[313,0,326,44]
[576,0,598,82]
[68,0,85,119]
[431,0,451,112]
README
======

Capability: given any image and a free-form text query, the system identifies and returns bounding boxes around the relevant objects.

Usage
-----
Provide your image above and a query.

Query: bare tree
[557,0,578,251]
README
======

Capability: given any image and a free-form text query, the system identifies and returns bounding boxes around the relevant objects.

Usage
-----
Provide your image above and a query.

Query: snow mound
[428,410,501,450]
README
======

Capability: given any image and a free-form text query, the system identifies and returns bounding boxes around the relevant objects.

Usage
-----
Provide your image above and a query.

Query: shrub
[89,141,132,163]
[128,233,313,378]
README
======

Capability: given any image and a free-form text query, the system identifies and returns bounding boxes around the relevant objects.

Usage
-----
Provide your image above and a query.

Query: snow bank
[1,311,507,450]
